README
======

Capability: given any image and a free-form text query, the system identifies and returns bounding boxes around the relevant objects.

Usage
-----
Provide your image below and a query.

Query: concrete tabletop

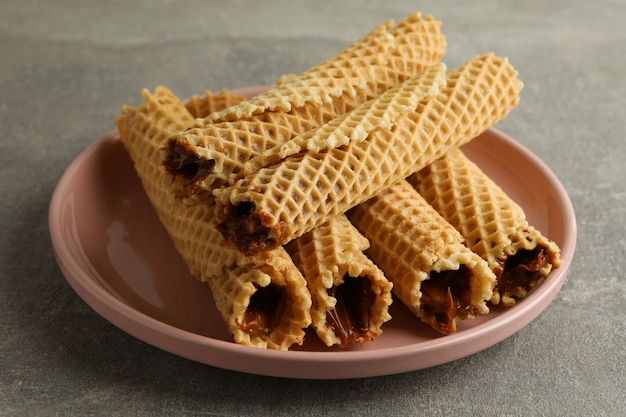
[1,1,624,415]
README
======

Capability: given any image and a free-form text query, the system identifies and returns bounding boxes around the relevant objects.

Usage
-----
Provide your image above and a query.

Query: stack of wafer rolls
[161,12,446,201]
[114,10,563,346]
[408,147,562,307]
[115,86,312,350]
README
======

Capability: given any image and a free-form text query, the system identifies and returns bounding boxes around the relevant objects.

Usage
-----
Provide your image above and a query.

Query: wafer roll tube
[216,53,523,255]
[347,181,495,334]
[285,215,392,348]
[244,63,446,173]
[408,147,561,307]
[162,12,446,200]
[115,86,311,350]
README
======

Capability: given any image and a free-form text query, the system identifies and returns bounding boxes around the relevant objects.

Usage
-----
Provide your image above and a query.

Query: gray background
[1,0,624,416]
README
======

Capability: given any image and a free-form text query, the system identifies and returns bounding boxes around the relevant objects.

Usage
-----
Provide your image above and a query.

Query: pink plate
[49,86,576,379]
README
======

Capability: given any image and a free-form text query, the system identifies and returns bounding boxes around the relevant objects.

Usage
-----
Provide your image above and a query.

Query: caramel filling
[496,247,548,300]
[163,140,216,189]
[325,275,376,348]
[217,202,289,255]
[240,284,285,338]
[419,266,475,335]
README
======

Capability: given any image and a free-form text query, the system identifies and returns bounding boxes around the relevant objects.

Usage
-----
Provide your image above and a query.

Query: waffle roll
[347,181,495,335]
[408,147,562,307]
[115,86,311,350]
[215,53,524,255]
[244,63,446,174]
[285,215,392,348]
[161,12,447,200]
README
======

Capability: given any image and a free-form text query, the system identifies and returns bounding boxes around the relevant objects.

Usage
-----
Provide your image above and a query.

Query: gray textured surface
[1,0,625,416]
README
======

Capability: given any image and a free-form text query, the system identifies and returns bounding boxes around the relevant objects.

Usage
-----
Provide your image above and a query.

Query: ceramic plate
[49,87,576,379]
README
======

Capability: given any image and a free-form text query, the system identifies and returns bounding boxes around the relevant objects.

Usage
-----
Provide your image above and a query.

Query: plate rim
[48,86,577,379]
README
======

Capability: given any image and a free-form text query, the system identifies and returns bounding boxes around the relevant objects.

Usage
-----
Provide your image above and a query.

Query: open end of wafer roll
[323,271,385,348]
[160,90,249,201]
[418,263,490,335]
[490,233,561,306]
[216,200,289,255]
[286,216,392,348]
[241,284,285,337]
[217,262,312,349]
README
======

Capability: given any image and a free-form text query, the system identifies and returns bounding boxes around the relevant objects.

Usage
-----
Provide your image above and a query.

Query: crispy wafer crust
[216,54,523,255]
[408,147,561,306]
